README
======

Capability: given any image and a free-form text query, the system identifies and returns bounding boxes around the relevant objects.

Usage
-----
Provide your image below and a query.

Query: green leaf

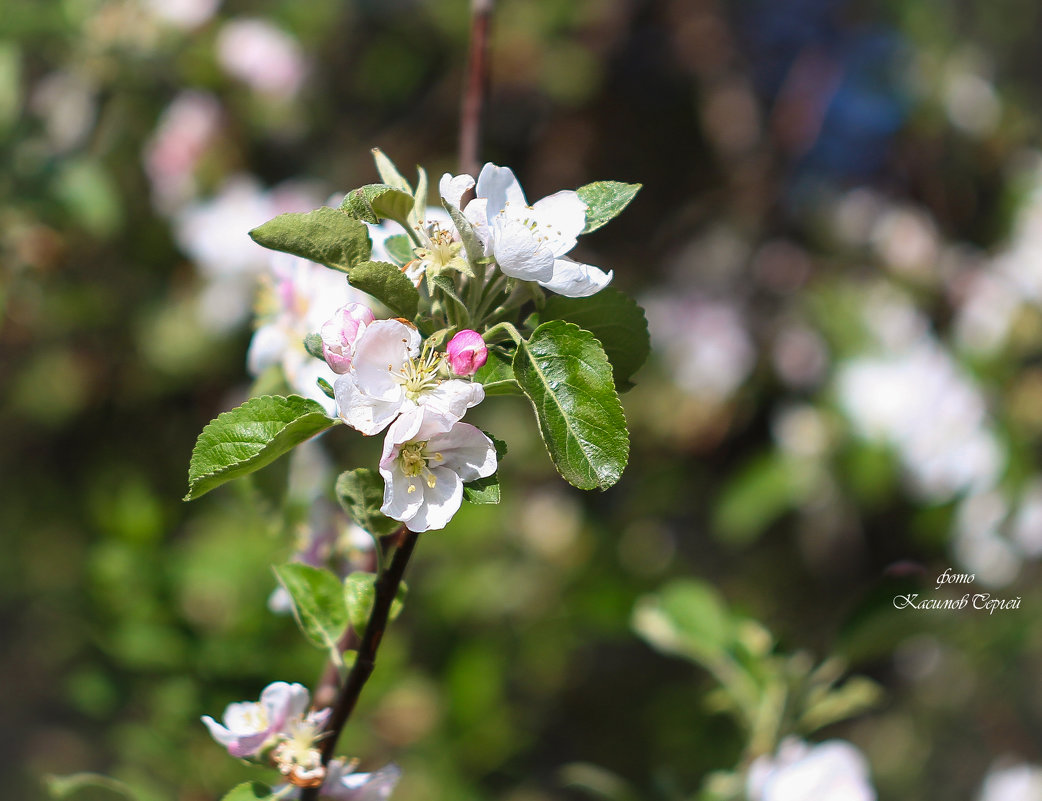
[542,287,650,387]
[274,564,349,651]
[45,773,139,801]
[340,184,415,225]
[713,453,813,545]
[473,349,521,395]
[576,181,641,234]
[799,676,883,733]
[348,260,419,319]
[185,395,336,500]
[463,434,507,504]
[431,274,468,318]
[249,208,371,273]
[372,148,411,193]
[383,234,415,266]
[413,165,428,226]
[632,580,734,662]
[219,782,276,801]
[335,468,402,537]
[512,321,629,490]
[303,332,324,360]
[443,200,486,264]
[344,571,406,634]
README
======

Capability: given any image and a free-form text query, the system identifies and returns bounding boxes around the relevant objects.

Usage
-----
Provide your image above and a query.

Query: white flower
[459,163,612,298]
[978,761,1042,801]
[143,90,223,214]
[323,761,402,800]
[201,681,312,758]
[333,319,484,435]
[248,255,371,413]
[379,408,497,532]
[321,303,376,374]
[216,18,307,100]
[747,738,876,801]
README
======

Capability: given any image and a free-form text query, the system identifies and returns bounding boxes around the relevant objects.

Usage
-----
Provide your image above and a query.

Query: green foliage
[344,571,406,635]
[372,148,411,193]
[713,453,814,544]
[575,181,641,234]
[443,201,487,264]
[462,434,507,505]
[340,183,415,225]
[348,260,420,319]
[273,563,349,653]
[45,774,139,801]
[185,396,337,500]
[303,332,324,360]
[248,208,372,273]
[383,234,415,266]
[542,287,650,388]
[473,349,521,395]
[219,782,276,801]
[513,321,629,490]
[335,468,401,537]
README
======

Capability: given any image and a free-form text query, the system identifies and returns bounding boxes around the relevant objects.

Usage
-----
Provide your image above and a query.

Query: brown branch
[458,0,494,178]
[300,526,421,801]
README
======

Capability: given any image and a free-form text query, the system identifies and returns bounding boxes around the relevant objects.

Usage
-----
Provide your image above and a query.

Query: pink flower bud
[321,303,375,373]
[446,329,488,376]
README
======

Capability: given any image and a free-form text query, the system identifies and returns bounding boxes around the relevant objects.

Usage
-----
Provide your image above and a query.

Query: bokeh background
[4,0,1042,798]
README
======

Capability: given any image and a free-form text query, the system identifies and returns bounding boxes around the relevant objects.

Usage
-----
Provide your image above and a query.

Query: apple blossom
[379,408,497,532]
[446,329,488,376]
[457,163,613,298]
[746,738,876,801]
[278,760,401,801]
[333,319,484,435]
[201,681,317,758]
[321,303,376,374]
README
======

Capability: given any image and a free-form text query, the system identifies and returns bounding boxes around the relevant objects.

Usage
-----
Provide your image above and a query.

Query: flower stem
[300,526,421,801]
[459,0,494,178]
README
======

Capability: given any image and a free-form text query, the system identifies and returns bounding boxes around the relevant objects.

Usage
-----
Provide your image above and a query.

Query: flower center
[397,440,444,491]
[392,347,443,401]
[415,224,462,271]
[272,718,326,788]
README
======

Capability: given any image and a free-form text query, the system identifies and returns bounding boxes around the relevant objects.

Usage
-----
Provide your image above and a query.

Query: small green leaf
[348,260,419,319]
[304,332,324,360]
[542,287,650,387]
[443,201,486,264]
[317,377,335,399]
[383,234,415,266]
[463,434,507,504]
[274,564,349,651]
[341,184,415,225]
[512,321,629,490]
[249,208,371,273]
[431,274,468,318]
[413,165,428,225]
[344,572,406,634]
[185,395,336,500]
[45,773,140,801]
[372,148,411,193]
[632,580,734,663]
[335,468,401,537]
[473,349,521,395]
[576,181,641,234]
[219,782,276,801]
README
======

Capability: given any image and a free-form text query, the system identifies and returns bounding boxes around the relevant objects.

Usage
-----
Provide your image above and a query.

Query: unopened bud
[446,329,488,376]
[321,303,376,373]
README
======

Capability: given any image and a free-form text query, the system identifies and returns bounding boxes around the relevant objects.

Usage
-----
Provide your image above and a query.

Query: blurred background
[4,0,1042,798]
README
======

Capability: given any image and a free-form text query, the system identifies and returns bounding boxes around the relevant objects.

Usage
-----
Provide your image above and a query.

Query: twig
[458,0,494,177]
[299,526,421,800]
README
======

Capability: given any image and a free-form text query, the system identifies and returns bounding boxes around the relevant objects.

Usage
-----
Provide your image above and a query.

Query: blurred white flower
[249,255,371,413]
[978,761,1042,801]
[217,18,307,99]
[952,491,1020,588]
[31,71,96,152]
[202,681,328,759]
[143,90,223,213]
[142,0,220,29]
[642,293,755,402]
[747,738,876,801]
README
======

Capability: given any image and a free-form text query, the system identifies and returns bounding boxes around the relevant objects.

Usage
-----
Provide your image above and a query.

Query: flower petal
[530,190,586,256]
[247,323,290,376]
[491,215,556,282]
[334,371,402,435]
[407,467,463,532]
[476,163,527,217]
[379,463,425,522]
[438,172,475,209]
[418,379,485,424]
[427,423,497,482]
[323,762,402,801]
[539,256,613,297]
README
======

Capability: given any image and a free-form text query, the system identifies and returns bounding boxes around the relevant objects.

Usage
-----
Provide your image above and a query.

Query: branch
[299,526,421,801]
[458,0,494,177]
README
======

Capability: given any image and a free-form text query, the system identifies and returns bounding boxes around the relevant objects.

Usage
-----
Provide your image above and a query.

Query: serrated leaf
[383,234,415,267]
[219,782,276,801]
[443,200,486,264]
[335,468,401,537]
[344,572,406,634]
[463,433,507,504]
[340,184,415,225]
[542,287,650,387]
[576,181,641,234]
[348,260,419,319]
[512,321,628,490]
[249,208,371,273]
[45,773,139,801]
[372,148,411,193]
[274,564,349,651]
[473,349,521,395]
[185,395,336,500]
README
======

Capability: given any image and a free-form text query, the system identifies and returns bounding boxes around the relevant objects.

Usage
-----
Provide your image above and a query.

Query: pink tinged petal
[351,319,420,392]
[201,716,238,748]
[261,681,309,731]
[247,323,290,376]
[539,256,613,298]
[427,423,497,481]
[475,163,527,216]
[491,216,556,282]
[446,330,488,376]
[321,303,375,373]
[334,372,402,435]
[418,380,485,423]
[438,172,475,209]
[407,467,463,532]
[530,190,587,256]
